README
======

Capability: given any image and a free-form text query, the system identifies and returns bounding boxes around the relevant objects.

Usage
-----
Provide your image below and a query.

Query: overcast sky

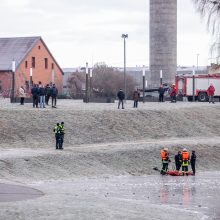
[0,0,214,68]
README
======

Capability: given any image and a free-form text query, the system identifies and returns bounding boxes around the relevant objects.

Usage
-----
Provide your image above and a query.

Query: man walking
[117,89,125,109]
[158,84,165,102]
[133,89,140,108]
[191,150,196,175]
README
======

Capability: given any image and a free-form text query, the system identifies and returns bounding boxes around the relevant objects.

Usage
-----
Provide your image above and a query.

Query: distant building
[0,36,63,97]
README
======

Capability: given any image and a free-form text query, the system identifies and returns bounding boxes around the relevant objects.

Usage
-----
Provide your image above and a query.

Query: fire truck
[176,74,220,102]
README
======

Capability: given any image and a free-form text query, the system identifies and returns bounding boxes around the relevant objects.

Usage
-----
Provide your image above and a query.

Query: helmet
[172,83,175,86]
[164,147,168,151]
[183,148,187,152]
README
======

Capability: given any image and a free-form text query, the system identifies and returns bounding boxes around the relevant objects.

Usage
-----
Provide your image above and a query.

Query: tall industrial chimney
[149,0,177,87]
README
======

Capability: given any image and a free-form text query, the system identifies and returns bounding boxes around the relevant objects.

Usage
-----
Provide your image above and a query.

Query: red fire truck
[176,74,220,102]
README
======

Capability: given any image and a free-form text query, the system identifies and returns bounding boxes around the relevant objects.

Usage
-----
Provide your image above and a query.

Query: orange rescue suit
[161,150,167,160]
[182,151,189,160]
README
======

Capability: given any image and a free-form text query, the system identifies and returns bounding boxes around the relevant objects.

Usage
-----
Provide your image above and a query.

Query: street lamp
[30,67,33,89]
[11,60,16,103]
[85,62,89,103]
[160,70,163,85]
[121,34,128,100]
[192,66,195,102]
[89,68,93,99]
[142,65,146,103]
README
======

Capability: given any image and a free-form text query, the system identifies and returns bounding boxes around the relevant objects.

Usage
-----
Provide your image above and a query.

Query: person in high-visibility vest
[182,148,190,176]
[59,122,65,150]
[160,147,171,175]
[53,123,61,149]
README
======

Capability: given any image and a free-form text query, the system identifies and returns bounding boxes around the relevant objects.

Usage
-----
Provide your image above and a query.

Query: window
[38,45,41,49]
[51,63,54,69]
[32,57,35,68]
[44,58,48,69]
[25,61,28,68]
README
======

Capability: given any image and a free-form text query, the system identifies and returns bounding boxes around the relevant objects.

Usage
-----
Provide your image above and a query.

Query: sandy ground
[0,98,220,219]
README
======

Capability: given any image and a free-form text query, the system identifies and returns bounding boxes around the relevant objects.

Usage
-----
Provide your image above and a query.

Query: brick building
[0,36,63,97]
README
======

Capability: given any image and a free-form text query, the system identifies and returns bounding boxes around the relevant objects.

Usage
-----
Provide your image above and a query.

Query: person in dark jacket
[175,151,182,171]
[31,84,39,108]
[133,89,140,108]
[158,84,165,102]
[53,123,61,149]
[59,122,65,150]
[191,150,196,175]
[45,84,51,105]
[39,84,46,108]
[51,84,58,108]
[117,89,125,109]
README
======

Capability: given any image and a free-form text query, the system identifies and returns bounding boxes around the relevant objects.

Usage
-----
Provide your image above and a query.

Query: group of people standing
[31,82,58,108]
[160,147,196,176]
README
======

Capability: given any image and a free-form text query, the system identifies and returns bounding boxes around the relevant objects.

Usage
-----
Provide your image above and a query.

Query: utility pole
[192,67,195,102]
[85,62,89,103]
[30,68,33,89]
[121,34,128,100]
[160,70,163,85]
[142,65,146,103]
[11,60,16,103]
[89,68,93,99]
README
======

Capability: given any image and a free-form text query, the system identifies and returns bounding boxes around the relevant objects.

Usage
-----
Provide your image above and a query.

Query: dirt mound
[0,102,220,148]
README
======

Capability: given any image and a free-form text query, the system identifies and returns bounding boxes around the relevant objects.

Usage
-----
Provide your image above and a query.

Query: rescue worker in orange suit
[170,84,177,103]
[160,148,171,175]
[175,151,182,171]
[191,150,196,175]
[182,148,190,176]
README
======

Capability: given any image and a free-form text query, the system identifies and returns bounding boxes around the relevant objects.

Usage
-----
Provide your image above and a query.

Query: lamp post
[142,65,146,103]
[196,54,199,71]
[89,68,93,99]
[121,34,128,100]
[30,68,33,89]
[192,66,195,102]
[160,70,163,85]
[85,62,89,103]
[11,60,16,103]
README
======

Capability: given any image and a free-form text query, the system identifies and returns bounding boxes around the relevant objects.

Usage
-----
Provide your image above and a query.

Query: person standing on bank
[19,86,25,105]
[59,122,65,150]
[191,150,196,175]
[45,84,51,105]
[207,84,215,104]
[31,84,39,108]
[170,84,177,103]
[53,123,61,149]
[133,89,140,108]
[174,151,182,171]
[51,84,58,108]
[117,89,125,109]
[158,84,165,102]
[39,83,46,108]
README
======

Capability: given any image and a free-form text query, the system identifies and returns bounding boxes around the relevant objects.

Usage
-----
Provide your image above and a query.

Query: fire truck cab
[176,74,220,102]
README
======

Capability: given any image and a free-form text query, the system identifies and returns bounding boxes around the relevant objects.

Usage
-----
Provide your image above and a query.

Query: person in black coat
[158,84,165,102]
[117,89,125,109]
[174,151,182,171]
[191,150,196,175]
[45,84,51,105]
[31,84,39,108]
[51,84,58,108]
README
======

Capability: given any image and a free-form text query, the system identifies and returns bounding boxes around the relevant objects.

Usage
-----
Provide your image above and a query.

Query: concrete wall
[150,0,177,87]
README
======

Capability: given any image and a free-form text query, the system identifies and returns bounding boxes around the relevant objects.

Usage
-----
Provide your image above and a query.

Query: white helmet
[183,148,187,152]
[164,147,168,151]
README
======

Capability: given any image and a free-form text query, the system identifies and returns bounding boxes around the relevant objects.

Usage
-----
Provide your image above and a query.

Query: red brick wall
[15,39,63,96]
[0,72,11,97]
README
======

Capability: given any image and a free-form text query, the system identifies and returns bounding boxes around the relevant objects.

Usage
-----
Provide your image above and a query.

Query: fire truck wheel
[198,92,208,102]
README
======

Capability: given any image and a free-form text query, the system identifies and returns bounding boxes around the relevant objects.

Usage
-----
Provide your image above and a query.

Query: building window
[44,58,48,69]
[32,57,35,68]
[38,45,41,49]
[25,61,28,68]
[51,63,54,69]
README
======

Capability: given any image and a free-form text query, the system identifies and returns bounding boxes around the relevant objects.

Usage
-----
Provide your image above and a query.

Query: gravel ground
[0,98,220,219]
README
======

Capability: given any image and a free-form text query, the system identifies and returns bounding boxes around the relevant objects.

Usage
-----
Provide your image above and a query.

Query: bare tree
[92,63,135,98]
[193,0,220,62]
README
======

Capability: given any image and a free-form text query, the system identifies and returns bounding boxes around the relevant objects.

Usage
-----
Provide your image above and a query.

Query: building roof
[0,36,40,71]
